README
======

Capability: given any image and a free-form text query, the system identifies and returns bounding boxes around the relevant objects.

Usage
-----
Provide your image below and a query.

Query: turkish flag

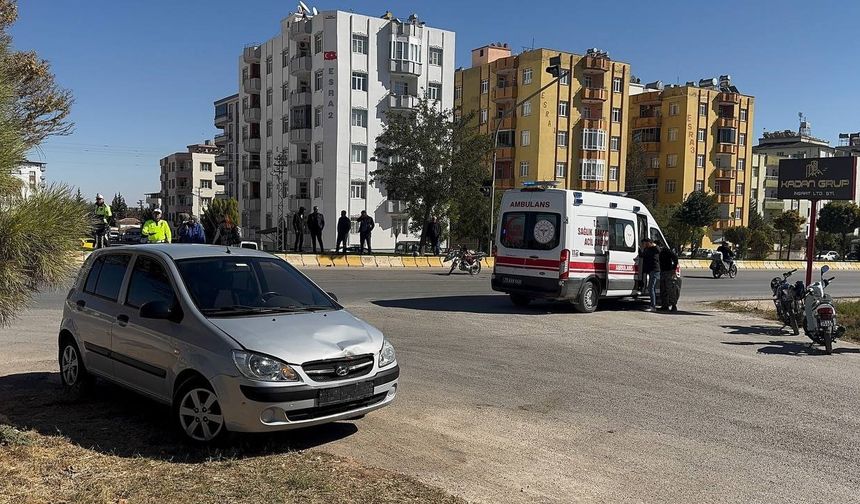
[324,51,337,60]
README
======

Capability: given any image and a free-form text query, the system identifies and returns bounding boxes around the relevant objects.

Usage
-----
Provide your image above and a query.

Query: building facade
[213,94,240,202]
[10,160,46,198]
[222,9,454,251]
[750,152,811,226]
[455,45,631,192]
[158,142,224,226]
[628,77,755,241]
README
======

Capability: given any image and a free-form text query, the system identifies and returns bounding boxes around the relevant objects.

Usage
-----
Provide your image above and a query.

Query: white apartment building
[158,142,224,226]
[213,93,240,202]
[10,160,46,198]
[219,9,455,250]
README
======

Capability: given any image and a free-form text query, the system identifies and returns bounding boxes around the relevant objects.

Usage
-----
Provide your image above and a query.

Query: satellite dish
[298,1,310,14]
[312,7,318,15]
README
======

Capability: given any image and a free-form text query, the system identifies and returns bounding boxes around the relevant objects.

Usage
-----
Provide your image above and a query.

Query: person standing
[659,245,680,312]
[179,215,206,244]
[93,193,112,249]
[213,216,241,246]
[358,210,375,254]
[307,206,326,253]
[640,238,661,312]
[426,216,442,255]
[141,208,172,244]
[336,210,351,254]
[292,207,306,252]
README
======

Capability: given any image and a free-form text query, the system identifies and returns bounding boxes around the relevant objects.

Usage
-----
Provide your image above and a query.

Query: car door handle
[75,300,85,310]
[529,255,539,259]
[116,314,129,326]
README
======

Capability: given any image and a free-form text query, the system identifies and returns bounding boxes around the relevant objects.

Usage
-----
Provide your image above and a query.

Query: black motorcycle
[710,251,737,279]
[770,268,805,335]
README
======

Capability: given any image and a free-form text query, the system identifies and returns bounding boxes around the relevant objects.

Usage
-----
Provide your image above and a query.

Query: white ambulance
[491,187,673,312]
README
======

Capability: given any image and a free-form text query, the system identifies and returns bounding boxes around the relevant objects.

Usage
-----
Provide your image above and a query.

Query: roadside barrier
[678,259,860,271]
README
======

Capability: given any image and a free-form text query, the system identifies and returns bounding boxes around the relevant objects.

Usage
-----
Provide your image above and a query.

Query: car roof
[93,244,274,261]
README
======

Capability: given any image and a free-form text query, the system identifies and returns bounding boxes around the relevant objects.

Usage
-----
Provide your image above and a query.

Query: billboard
[777,157,857,200]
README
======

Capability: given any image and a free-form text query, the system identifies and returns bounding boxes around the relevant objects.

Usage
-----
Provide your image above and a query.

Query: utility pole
[272,149,290,251]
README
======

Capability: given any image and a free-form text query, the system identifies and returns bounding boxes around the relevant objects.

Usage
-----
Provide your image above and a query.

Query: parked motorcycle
[801,265,846,354]
[710,251,737,279]
[770,268,805,335]
[444,248,486,276]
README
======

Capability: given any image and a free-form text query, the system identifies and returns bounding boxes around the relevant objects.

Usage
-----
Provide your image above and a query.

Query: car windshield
[174,256,338,317]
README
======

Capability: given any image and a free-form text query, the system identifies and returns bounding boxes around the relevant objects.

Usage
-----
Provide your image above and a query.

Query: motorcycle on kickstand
[769,268,805,335]
[444,248,486,276]
[710,251,737,279]
[801,265,846,354]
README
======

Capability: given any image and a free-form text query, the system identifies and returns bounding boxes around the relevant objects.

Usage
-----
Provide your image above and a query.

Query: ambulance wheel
[510,294,531,307]
[574,281,598,313]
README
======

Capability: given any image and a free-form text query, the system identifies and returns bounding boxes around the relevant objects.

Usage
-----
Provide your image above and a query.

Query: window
[393,81,409,96]
[297,179,309,199]
[314,70,323,91]
[480,109,488,124]
[282,49,289,67]
[718,128,736,144]
[266,119,273,137]
[734,208,742,219]
[649,157,660,169]
[669,103,679,116]
[613,77,622,93]
[522,100,531,116]
[352,34,368,54]
[429,47,443,65]
[314,107,322,127]
[666,180,677,193]
[500,212,561,250]
[559,71,570,85]
[740,108,748,121]
[427,83,442,101]
[390,217,409,236]
[695,180,704,192]
[558,101,569,117]
[84,254,130,302]
[519,161,529,177]
[699,103,707,116]
[351,108,367,127]
[200,180,213,189]
[609,165,618,181]
[668,128,678,141]
[200,162,212,172]
[633,128,660,143]
[608,218,636,252]
[390,40,422,63]
[454,85,462,100]
[314,178,323,199]
[611,107,621,122]
[522,68,533,84]
[557,131,568,147]
[521,130,530,146]
[126,256,175,309]
[581,129,606,150]
[668,154,678,167]
[555,162,567,178]
[697,128,706,142]
[265,87,272,106]
[350,180,366,199]
[739,133,746,146]
[696,154,705,167]
[736,182,745,196]
[314,143,323,162]
[314,32,323,54]
[480,79,489,94]
[351,72,368,91]
[351,145,367,163]
[738,158,746,171]
[281,115,288,131]
[265,56,273,74]
[282,84,288,101]
[496,130,515,148]
[583,75,593,88]
[610,136,620,151]
[266,150,273,168]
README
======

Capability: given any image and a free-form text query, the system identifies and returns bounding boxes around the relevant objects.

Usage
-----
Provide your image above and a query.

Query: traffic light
[546,55,561,78]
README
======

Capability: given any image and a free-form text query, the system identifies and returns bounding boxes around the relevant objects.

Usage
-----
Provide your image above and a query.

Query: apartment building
[750,152,811,223]
[9,160,46,198]
[455,45,631,192]
[158,142,224,226]
[213,94,240,202]
[628,77,755,241]
[753,116,836,160]
[222,9,454,250]
[836,132,860,157]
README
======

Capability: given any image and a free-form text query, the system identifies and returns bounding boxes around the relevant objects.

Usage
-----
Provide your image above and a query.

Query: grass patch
[712,299,860,344]
[0,423,32,447]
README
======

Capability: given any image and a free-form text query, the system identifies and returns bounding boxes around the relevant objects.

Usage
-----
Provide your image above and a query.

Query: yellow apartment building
[627,78,755,241]
[454,44,631,192]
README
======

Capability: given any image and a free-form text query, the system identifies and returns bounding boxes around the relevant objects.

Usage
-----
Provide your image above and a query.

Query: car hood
[207,309,383,364]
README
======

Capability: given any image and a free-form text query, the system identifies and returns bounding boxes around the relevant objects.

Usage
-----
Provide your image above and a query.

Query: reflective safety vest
[94,204,112,224]
[142,219,172,243]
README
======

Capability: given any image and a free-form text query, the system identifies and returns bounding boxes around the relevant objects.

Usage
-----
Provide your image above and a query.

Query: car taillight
[559,249,570,280]
[817,306,834,319]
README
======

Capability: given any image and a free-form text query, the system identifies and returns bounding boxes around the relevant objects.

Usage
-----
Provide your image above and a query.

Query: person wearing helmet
[93,193,113,249]
[141,209,173,244]
[717,241,735,269]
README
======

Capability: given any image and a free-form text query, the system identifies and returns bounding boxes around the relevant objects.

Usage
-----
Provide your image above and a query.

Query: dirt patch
[712,298,860,344]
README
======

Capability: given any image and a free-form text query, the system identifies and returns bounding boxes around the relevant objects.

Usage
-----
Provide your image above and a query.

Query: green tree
[723,226,751,259]
[817,201,860,258]
[748,228,775,260]
[200,198,240,244]
[772,210,806,260]
[624,139,656,207]
[651,203,698,252]
[372,98,492,251]
[676,191,719,252]
[110,192,128,222]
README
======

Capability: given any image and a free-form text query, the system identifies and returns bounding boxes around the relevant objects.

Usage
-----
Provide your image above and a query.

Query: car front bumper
[211,365,399,433]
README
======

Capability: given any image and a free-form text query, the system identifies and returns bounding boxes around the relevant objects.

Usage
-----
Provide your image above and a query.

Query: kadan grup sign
[777,156,857,200]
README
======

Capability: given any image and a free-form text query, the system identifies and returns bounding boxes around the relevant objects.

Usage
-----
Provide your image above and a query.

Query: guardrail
[678,259,860,271]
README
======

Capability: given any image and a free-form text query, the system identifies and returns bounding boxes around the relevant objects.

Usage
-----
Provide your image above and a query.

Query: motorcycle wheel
[728,265,737,279]
[448,261,457,275]
[712,270,721,279]
[469,261,481,276]
[824,328,833,355]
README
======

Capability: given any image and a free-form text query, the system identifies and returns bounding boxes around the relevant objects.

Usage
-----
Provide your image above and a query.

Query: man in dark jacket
[336,210,351,253]
[292,207,306,252]
[425,216,442,255]
[659,245,680,312]
[357,210,374,254]
[640,238,661,311]
[307,206,325,253]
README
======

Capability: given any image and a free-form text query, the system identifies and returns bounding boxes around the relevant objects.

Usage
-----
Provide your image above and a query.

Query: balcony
[494,115,516,130]
[243,45,260,64]
[289,162,311,178]
[493,57,517,74]
[386,200,408,213]
[583,56,610,72]
[581,180,605,191]
[214,171,229,185]
[581,149,606,160]
[716,143,737,155]
[289,127,312,144]
[389,60,422,76]
[289,20,311,38]
[243,106,261,122]
[714,168,737,179]
[290,56,312,75]
[646,168,660,178]
[764,176,779,188]
[632,116,661,128]
[215,191,228,201]
[582,117,607,130]
[243,137,261,152]
[716,193,736,204]
[395,22,423,38]
[635,91,662,105]
[214,112,230,128]
[389,94,419,110]
[642,141,661,153]
[718,92,741,104]
[214,133,228,147]
[247,198,262,212]
[289,197,311,212]
[491,85,517,102]
[243,77,261,94]
[244,166,261,182]
[717,117,739,128]
[713,219,735,230]
[289,91,312,108]
[582,87,608,102]
[214,152,228,165]
[764,198,784,210]
[496,147,514,160]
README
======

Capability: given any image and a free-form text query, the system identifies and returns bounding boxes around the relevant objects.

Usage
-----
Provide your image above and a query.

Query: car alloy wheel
[177,387,224,442]
[61,345,80,387]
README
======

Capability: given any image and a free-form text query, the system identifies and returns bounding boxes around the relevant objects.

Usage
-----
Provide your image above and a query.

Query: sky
[12,0,860,203]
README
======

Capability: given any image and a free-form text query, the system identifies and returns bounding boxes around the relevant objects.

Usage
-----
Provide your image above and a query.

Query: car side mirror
[139,300,173,320]
[821,265,830,275]
[327,292,338,302]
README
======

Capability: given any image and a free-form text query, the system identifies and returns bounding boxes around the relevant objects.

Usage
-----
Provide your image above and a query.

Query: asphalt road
[3,269,860,503]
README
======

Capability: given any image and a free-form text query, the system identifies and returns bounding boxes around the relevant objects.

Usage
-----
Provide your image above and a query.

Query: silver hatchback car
[59,244,398,442]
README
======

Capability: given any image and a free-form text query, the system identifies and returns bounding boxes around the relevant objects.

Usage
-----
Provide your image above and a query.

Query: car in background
[122,227,142,244]
[846,252,859,261]
[108,230,121,243]
[816,251,840,261]
[693,248,714,259]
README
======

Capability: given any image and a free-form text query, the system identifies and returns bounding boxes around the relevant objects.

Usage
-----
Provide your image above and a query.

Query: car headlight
[379,339,396,368]
[232,350,301,382]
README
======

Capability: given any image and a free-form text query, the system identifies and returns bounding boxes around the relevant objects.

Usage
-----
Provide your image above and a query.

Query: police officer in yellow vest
[141,208,173,244]
[93,193,112,249]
